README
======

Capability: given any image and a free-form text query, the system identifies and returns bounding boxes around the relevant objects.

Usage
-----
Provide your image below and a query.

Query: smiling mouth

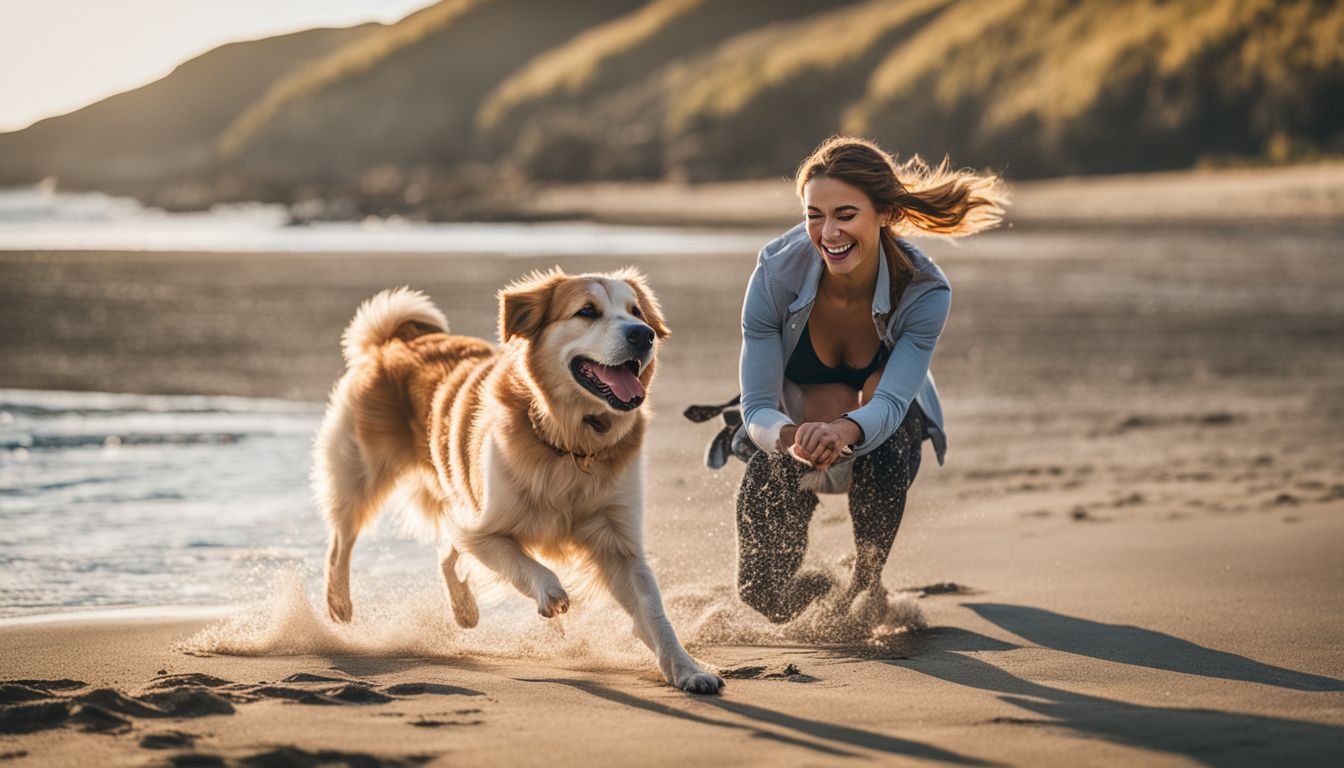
[570,357,646,411]
[823,242,855,258]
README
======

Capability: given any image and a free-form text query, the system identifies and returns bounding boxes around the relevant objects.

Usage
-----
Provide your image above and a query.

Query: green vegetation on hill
[217,0,484,158]
[477,0,706,131]
[657,0,955,180]
[478,0,852,179]
[1,0,1339,209]
[217,0,642,182]
[847,0,1344,176]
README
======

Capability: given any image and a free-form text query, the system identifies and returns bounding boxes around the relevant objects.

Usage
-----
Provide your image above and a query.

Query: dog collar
[527,405,602,472]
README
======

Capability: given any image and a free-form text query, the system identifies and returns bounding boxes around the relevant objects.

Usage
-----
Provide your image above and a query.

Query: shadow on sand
[517,677,994,765]
[965,603,1344,692]
[877,613,1344,767]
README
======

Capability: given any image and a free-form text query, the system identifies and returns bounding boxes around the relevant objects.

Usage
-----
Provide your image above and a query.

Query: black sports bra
[785,323,886,390]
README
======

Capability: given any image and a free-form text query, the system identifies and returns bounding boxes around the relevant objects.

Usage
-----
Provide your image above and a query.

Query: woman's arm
[842,285,951,455]
[739,260,793,453]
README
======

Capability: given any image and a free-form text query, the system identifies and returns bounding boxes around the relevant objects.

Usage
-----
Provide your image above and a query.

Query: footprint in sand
[140,731,196,749]
[179,746,433,767]
[719,664,818,683]
[0,679,234,735]
[0,672,485,738]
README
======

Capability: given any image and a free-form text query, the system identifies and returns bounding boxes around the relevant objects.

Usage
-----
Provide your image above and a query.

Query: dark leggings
[735,405,925,622]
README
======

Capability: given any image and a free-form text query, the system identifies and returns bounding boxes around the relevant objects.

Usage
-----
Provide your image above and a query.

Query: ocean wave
[0,188,766,254]
[1,432,251,451]
[0,388,323,416]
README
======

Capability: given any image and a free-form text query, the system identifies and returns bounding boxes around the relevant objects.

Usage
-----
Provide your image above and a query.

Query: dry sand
[2,164,1343,766]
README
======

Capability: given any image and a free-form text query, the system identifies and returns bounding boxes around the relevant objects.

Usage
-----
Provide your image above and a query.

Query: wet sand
[2,165,1343,765]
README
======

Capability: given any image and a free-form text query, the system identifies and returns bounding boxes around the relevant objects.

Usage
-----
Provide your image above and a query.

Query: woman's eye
[838,215,855,221]
[576,304,599,318]
[806,214,821,220]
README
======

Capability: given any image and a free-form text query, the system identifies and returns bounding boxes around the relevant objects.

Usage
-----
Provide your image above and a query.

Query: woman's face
[803,175,887,278]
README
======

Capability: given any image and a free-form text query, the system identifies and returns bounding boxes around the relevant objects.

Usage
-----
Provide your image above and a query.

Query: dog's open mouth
[571,357,645,411]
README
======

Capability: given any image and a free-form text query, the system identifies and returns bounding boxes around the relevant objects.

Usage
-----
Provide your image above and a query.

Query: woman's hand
[792,419,862,470]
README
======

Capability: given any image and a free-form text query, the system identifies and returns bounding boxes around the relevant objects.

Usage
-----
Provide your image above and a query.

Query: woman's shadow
[962,603,1344,692]
[880,605,1344,767]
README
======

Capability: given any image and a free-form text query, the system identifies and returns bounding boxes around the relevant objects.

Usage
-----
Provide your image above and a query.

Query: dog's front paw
[535,579,570,618]
[675,669,725,695]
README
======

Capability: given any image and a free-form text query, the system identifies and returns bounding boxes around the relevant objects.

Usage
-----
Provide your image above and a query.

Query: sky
[0,0,437,132]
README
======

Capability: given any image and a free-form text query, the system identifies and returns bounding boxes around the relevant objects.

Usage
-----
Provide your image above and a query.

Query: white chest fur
[471,436,643,549]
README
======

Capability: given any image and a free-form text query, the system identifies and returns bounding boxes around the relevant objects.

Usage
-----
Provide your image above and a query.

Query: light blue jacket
[739,222,949,464]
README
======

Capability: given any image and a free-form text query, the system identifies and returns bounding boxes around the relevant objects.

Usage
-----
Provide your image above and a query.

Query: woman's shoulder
[757,222,811,265]
[752,223,815,290]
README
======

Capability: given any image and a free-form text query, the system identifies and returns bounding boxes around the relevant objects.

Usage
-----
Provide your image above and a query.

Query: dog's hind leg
[313,388,403,624]
[321,478,398,623]
[325,528,357,624]
[403,479,479,629]
[321,476,401,623]
[440,547,479,628]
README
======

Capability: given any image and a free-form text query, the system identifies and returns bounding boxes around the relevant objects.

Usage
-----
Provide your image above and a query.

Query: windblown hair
[795,135,1007,299]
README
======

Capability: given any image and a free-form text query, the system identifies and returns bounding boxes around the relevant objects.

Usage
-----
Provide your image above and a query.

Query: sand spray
[176,556,925,667]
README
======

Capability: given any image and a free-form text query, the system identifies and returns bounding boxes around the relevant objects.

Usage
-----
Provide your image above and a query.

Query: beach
[2,166,1343,766]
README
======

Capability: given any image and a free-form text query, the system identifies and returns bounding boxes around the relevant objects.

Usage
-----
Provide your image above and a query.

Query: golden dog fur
[312,268,722,693]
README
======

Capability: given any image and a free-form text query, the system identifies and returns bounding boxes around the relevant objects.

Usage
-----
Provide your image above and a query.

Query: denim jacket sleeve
[739,260,792,453]
[842,284,950,454]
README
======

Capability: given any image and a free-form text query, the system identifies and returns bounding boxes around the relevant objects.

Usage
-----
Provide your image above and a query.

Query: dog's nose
[626,324,655,354]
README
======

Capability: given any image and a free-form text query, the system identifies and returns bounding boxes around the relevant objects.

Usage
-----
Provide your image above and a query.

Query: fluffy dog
[312,268,723,694]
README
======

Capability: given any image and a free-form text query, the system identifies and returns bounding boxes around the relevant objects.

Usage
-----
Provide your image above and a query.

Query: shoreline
[0,604,234,628]
[5,161,1343,243]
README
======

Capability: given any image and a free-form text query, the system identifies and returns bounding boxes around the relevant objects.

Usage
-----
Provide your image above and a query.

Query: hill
[0,25,375,194]
[511,0,1342,181]
[216,0,643,182]
[0,0,1339,212]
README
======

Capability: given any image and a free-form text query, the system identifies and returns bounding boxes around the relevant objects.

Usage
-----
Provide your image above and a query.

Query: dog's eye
[631,305,643,319]
[576,304,600,319]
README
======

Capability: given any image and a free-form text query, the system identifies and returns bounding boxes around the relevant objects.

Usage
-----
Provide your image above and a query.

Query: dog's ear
[499,268,566,342]
[614,267,670,339]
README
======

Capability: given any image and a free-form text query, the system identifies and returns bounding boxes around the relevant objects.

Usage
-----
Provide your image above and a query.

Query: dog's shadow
[516,675,995,765]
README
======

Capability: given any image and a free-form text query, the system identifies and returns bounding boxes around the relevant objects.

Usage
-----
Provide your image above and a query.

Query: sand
[2,164,1343,766]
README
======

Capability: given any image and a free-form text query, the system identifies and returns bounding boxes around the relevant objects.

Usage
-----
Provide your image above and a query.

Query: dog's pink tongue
[593,363,645,403]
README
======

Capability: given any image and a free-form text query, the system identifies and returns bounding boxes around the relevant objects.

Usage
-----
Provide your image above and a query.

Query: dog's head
[499,267,669,414]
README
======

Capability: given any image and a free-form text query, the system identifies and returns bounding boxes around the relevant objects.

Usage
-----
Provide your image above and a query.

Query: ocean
[0,389,435,620]
[0,184,764,255]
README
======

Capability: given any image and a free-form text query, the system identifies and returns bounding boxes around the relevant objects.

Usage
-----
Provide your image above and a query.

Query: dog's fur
[312,268,722,694]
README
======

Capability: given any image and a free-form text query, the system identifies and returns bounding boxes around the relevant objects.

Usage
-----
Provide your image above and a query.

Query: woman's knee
[737,569,832,623]
[737,575,781,618]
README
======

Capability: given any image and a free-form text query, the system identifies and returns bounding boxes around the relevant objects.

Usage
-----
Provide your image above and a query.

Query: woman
[737,136,1005,622]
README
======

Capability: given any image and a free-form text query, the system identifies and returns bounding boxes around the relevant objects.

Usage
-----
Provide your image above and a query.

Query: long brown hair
[795,135,1007,303]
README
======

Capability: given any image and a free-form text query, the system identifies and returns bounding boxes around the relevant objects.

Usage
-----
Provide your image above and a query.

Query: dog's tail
[341,287,449,365]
